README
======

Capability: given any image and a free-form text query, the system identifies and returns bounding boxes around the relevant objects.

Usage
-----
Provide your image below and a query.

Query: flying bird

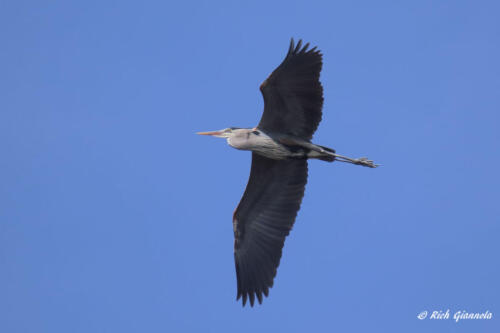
[198,39,377,306]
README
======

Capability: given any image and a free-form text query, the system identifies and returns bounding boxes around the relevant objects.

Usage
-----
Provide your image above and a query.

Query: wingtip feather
[302,42,310,53]
[249,292,255,307]
[257,291,263,304]
[294,39,303,53]
[288,38,295,55]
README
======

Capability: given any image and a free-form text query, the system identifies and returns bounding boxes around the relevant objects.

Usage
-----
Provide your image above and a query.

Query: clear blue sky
[1,1,499,332]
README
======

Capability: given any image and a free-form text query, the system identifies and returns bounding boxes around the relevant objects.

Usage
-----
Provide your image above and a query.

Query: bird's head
[197,127,259,150]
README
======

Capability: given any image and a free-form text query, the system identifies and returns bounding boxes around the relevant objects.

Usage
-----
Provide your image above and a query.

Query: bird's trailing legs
[332,153,379,168]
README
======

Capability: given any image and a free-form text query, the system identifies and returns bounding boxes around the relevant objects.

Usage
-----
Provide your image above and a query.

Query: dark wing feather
[233,153,308,306]
[258,38,324,141]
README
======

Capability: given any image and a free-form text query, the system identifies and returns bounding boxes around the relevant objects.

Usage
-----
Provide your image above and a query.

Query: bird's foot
[353,157,379,168]
[333,153,380,168]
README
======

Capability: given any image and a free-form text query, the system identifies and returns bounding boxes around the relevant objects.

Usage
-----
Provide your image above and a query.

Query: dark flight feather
[258,38,324,141]
[233,153,308,306]
[232,38,324,306]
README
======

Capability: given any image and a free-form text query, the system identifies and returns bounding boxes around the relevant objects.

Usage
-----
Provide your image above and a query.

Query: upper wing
[233,153,308,306]
[258,39,324,141]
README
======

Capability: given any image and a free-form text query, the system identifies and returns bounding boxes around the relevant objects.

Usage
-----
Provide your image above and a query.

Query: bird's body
[226,127,335,161]
[198,39,377,307]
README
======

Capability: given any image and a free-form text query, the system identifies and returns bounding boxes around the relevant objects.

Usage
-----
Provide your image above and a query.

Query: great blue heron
[198,39,377,307]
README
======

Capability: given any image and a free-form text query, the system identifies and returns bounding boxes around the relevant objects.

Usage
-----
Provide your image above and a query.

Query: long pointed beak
[196,130,224,137]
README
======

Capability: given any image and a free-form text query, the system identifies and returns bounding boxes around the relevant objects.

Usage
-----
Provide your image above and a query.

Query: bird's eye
[252,130,260,135]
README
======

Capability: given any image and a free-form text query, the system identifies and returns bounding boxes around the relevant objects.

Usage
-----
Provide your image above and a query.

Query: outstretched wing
[233,153,308,306]
[258,38,324,141]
